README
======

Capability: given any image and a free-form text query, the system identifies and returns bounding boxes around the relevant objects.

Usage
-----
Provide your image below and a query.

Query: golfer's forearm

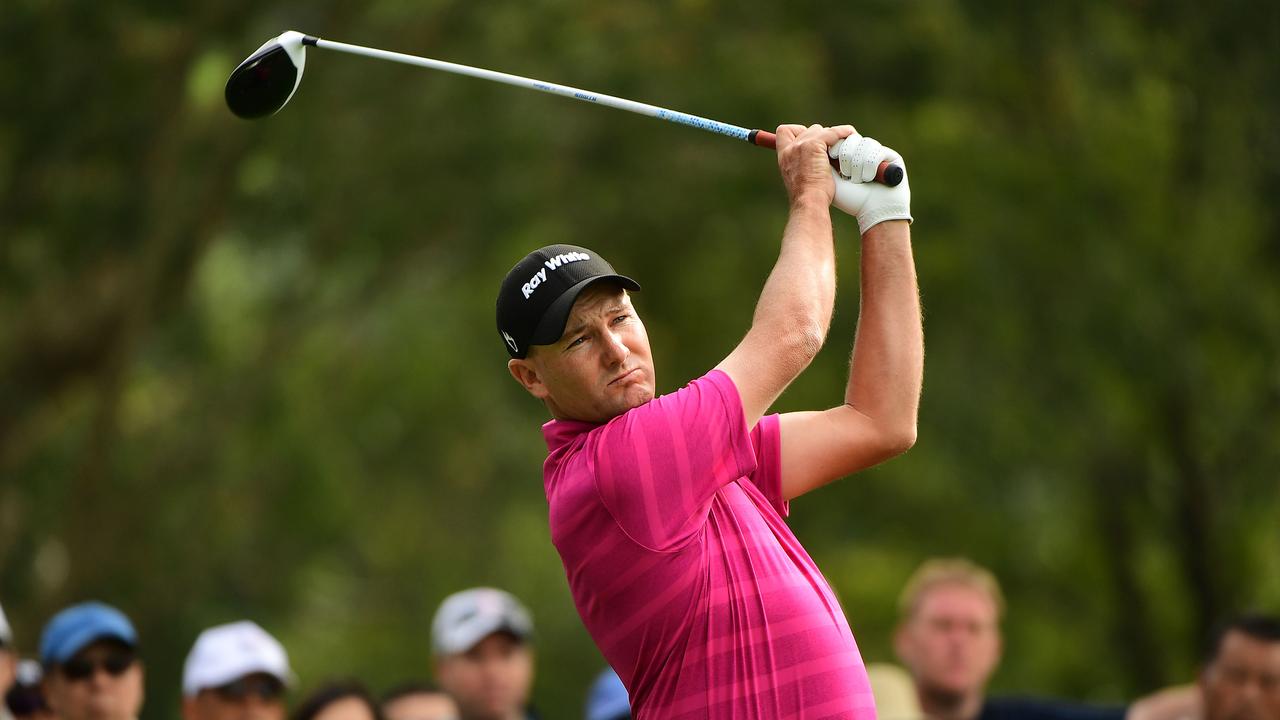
[845,220,922,441]
[748,195,836,356]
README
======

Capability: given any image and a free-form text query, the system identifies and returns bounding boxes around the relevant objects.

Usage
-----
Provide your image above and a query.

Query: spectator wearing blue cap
[584,668,629,720]
[38,602,143,720]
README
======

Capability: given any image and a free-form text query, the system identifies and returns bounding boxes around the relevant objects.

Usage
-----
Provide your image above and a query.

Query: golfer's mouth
[609,368,642,386]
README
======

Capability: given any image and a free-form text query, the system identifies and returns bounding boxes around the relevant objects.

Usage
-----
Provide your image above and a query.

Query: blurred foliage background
[2,0,1278,717]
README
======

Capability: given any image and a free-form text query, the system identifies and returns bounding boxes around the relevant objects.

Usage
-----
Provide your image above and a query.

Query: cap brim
[49,629,136,665]
[528,275,641,348]
[435,621,532,656]
[185,664,294,696]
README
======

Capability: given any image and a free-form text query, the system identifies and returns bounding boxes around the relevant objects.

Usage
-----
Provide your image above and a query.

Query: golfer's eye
[568,335,588,348]
[611,314,630,325]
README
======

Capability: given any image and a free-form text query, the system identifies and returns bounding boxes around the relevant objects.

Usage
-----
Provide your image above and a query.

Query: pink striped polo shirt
[542,370,876,719]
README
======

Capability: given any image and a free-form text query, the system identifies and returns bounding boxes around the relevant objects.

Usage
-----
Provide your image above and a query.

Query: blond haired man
[894,558,1195,720]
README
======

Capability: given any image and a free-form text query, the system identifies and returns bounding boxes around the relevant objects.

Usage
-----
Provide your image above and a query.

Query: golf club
[225,31,904,186]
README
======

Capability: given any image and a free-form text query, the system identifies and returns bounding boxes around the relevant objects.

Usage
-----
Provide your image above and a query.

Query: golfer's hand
[775,123,856,207]
[829,132,913,234]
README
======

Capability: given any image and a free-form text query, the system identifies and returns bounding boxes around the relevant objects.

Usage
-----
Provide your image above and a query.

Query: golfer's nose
[602,329,629,364]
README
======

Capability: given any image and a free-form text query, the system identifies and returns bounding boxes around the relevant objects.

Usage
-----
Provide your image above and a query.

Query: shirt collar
[542,417,600,452]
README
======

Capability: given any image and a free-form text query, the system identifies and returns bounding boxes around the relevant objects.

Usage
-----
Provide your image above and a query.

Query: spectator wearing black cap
[38,602,143,720]
[182,621,294,720]
[431,588,536,720]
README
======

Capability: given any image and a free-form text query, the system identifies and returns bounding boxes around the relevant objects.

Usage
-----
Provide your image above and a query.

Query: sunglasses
[60,652,135,681]
[214,676,285,702]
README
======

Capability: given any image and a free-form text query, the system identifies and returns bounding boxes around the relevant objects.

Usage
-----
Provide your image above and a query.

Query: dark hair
[381,681,447,705]
[292,680,382,720]
[6,683,50,718]
[1204,613,1280,664]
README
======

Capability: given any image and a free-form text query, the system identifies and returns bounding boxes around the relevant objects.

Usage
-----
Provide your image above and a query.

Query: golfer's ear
[508,357,549,399]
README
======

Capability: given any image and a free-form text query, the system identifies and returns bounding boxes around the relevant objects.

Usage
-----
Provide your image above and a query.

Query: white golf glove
[829,133,912,235]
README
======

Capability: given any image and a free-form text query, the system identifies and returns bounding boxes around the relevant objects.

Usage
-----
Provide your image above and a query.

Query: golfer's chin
[599,382,654,419]
[622,384,655,409]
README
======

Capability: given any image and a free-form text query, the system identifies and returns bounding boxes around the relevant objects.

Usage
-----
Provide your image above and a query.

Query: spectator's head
[7,660,55,720]
[38,602,143,720]
[181,621,293,720]
[893,559,1003,707]
[584,668,629,720]
[292,681,380,720]
[1200,614,1280,720]
[2,602,16,696]
[431,588,534,720]
[381,682,458,720]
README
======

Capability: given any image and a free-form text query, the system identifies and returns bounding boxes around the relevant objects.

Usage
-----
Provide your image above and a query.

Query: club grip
[749,129,903,187]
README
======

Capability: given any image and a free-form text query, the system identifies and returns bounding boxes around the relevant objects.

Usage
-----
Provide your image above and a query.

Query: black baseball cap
[496,244,640,358]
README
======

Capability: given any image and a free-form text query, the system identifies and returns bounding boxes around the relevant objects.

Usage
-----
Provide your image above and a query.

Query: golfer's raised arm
[716,123,854,428]
[778,133,922,501]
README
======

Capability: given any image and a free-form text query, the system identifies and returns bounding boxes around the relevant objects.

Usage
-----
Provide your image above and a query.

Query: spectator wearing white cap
[181,621,292,720]
[2,602,16,720]
[38,602,143,720]
[431,588,536,720]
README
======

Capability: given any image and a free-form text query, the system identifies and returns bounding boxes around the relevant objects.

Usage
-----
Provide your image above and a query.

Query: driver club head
[225,31,309,119]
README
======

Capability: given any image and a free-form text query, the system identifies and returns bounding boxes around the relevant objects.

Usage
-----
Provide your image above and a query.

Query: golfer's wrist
[860,218,910,243]
[789,190,832,213]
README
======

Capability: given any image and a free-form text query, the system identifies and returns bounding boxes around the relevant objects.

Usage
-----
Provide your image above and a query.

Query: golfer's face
[535,284,656,423]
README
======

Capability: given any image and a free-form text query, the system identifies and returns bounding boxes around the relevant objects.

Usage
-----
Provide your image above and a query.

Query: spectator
[2,604,16,720]
[895,558,1129,720]
[584,668,628,720]
[894,559,1207,720]
[292,681,380,720]
[431,588,536,720]
[1200,614,1280,720]
[6,661,54,720]
[182,621,293,720]
[381,682,458,720]
[38,602,144,720]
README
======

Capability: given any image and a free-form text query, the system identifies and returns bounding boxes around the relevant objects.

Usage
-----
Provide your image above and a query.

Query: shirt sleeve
[747,413,789,518]
[590,369,759,551]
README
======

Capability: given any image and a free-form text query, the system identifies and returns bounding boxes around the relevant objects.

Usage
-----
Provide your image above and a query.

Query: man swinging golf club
[497,123,922,719]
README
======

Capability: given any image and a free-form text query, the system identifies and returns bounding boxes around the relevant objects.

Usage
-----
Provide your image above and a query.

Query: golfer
[496,123,922,719]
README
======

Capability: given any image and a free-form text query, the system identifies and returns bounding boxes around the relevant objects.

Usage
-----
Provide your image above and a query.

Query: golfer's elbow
[882,422,917,456]
[855,409,917,459]
[777,319,826,369]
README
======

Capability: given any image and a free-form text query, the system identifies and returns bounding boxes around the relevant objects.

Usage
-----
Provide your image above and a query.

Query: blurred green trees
[2,0,1277,717]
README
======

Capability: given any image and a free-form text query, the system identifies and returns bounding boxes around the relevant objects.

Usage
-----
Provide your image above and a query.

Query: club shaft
[309,37,756,142]
[303,36,901,186]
